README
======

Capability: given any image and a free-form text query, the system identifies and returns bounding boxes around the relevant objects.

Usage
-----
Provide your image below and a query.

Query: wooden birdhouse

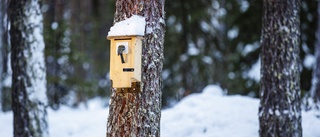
[107,36,143,88]
[107,15,145,91]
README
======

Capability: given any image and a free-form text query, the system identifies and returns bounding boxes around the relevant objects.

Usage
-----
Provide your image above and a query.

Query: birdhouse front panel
[109,36,142,88]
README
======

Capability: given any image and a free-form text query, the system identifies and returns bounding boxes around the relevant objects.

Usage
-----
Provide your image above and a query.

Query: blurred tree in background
[43,0,115,109]
[0,0,319,109]
[9,0,49,135]
[163,0,263,106]
[309,0,320,114]
[0,0,11,112]
[301,0,317,94]
[0,0,3,111]
[163,0,317,106]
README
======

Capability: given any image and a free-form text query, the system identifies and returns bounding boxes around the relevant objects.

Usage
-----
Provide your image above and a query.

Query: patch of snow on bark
[25,0,47,104]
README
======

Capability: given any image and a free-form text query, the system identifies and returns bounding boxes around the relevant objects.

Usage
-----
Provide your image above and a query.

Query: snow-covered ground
[1,85,320,137]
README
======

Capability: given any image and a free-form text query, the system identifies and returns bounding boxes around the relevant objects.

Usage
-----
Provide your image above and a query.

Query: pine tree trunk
[0,0,11,111]
[259,0,302,136]
[311,1,320,113]
[106,0,165,136]
[9,0,48,136]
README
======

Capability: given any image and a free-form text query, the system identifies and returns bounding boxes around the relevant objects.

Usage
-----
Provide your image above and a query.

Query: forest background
[0,0,317,111]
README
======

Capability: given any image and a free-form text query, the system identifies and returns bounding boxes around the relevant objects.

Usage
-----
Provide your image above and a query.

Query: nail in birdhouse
[107,15,146,90]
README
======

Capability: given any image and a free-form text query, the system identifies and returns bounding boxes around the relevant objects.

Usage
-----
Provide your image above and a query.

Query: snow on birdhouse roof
[107,15,146,37]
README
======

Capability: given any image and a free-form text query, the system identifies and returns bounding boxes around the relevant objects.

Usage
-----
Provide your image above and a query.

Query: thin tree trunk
[311,1,320,113]
[45,0,71,109]
[106,0,165,136]
[259,0,302,136]
[9,0,48,136]
[0,0,3,111]
[0,0,12,112]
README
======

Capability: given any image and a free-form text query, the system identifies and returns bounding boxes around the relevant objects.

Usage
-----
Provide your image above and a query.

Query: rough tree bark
[106,0,165,136]
[9,0,48,136]
[259,0,302,136]
[311,1,320,113]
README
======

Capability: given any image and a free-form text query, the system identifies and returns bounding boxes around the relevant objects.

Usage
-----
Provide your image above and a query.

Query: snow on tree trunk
[106,0,165,136]
[9,0,48,136]
[311,1,320,114]
[259,0,302,136]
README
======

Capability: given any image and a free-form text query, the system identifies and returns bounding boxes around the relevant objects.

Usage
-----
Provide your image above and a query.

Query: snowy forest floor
[1,85,320,137]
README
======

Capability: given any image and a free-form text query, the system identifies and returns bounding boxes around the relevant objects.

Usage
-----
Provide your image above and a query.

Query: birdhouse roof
[107,15,146,38]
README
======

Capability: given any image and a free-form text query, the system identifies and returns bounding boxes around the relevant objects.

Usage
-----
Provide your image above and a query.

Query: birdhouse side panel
[133,38,142,82]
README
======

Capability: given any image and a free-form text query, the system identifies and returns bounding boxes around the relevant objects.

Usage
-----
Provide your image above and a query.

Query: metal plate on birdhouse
[116,42,129,54]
